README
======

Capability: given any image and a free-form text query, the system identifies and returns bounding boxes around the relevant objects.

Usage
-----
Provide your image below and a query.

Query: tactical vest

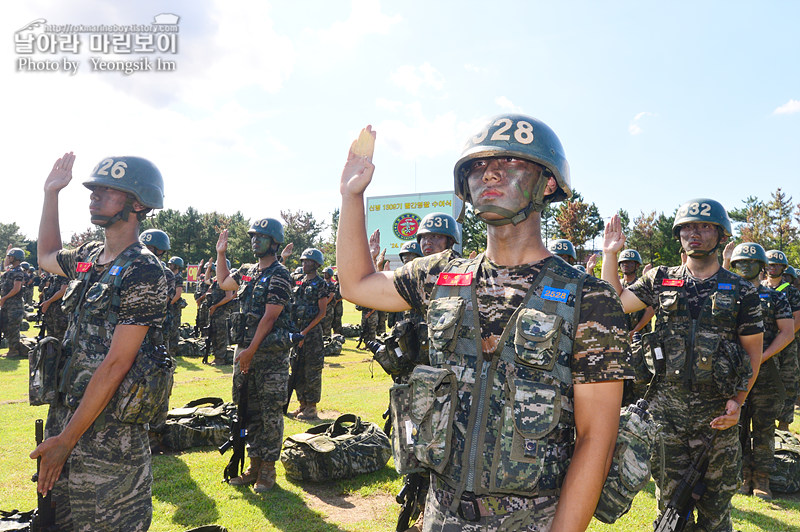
[292,275,326,330]
[58,243,170,422]
[757,285,782,349]
[426,254,584,499]
[236,261,293,344]
[650,265,743,389]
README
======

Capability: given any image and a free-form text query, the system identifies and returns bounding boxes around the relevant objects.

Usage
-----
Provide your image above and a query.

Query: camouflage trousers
[168,304,182,357]
[775,340,799,425]
[45,402,152,531]
[650,383,739,532]
[43,305,68,343]
[332,301,343,335]
[2,305,26,356]
[293,325,324,404]
[321,307,334,338]
[196,302,209,330]
[377,310,387,336]
[210,309,230,362]
[741,360,781,473]
[233,346,289,462]
[423,475,558,532]
[360,310,378,345]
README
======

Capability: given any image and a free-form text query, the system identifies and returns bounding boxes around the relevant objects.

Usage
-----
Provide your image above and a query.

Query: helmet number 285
[93,158,128,179]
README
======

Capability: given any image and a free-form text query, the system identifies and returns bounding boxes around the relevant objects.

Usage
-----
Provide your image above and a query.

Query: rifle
[653,431,718,532]
[283,333,306,415]
[396,472,426,532]
[30,419,56,532]
[34,303,43,325]
[220,374,248,482]
[202,322,213,365]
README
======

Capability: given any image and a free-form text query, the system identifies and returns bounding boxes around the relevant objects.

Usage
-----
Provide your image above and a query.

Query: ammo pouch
[280,413,391,481]
[28,336,64,406]
[640,331,665,377]
[594,399,660,524]
[229,311,246,345]
[714,339,753,397]
[260,326,296,353]
[108,345,174,426]
[389,365,457,475]
[60,279,85,314]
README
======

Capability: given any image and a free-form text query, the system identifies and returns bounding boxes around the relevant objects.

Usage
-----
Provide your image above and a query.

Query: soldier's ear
[544,176,558,196]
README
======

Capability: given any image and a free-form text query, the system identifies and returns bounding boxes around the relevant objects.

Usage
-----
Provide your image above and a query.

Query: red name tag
[436,272,473,286]
[662,279,684,287]
[296,280,303,285]
[241,275,252,282]
[76,262,92,273]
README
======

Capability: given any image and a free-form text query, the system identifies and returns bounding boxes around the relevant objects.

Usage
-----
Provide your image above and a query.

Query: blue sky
[3,1,798,243]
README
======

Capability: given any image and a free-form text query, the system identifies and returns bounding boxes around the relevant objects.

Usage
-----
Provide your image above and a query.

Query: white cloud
[628,111,655,135]
[773,99,800,115]
[390,62,445,96]
[495,96,523,113]
[376,97,403,112]
[464,63,487,75]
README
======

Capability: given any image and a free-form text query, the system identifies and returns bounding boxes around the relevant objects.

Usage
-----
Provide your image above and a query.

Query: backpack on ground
[280,414,391,481]
[157,397,236,451]
[771,429,800,493]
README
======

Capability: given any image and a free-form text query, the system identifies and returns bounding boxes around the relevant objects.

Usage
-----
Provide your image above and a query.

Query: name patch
[241,275,252,282]
[759,293,770,299]
[109,265,122,276]
[76,262,92,273]
[717,283,733,290]
[662,279,684,287]
[436,272,473,286]
[541,286,569,302]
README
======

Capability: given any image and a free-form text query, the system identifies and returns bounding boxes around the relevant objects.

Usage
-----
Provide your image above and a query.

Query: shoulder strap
[777,282,791,292]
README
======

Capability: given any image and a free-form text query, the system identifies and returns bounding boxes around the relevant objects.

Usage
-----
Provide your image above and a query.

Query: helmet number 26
[93,158,128,179]
[471,119,535,145]
[687,202,712,217]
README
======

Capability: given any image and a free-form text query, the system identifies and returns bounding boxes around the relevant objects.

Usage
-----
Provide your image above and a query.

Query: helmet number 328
[93,158,128,179]
[471,118,535,145]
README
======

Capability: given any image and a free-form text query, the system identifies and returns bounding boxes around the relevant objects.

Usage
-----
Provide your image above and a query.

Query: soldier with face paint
[338,117,631,532]
[33,153,169,531]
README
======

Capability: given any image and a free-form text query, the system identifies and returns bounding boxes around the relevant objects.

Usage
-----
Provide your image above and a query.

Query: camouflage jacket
[394,252,631,498]
[1,265,25,307]
[291,274,331,330]
[233,260,293,343]
[756,284,792,350]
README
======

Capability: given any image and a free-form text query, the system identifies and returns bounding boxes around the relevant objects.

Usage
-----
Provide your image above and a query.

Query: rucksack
[323,334,345,357]
[280,414,391,481]
[771,429,800,493]
[158,397,236,451]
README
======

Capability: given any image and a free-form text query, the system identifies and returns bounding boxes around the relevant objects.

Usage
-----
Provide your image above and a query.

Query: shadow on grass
[152,455,220,528]
[733,505,800,532]
[0,356,25,373]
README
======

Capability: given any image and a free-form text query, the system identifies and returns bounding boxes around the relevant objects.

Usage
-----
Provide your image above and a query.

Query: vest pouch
[662,334,687,381]
[389,381,424,475]
[513,308,562,371]
[83,282,112,317]
[28,337,63,406]
[229,312,245,344]
[427,297,465,356]
[492,373,562,492]
[714,339,753,397]
[109,345,174,425]
[693,330,721,382]
[408,365,457,473]
[60,279,85,314]
[711,290,735,319]
[260,327,295,353]
[658,290,679,316]
[640,331,665,376]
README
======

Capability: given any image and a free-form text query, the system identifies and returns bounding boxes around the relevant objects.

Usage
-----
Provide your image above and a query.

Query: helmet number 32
[471,118,535,145]
[93,158,128,179]
[687,202,712,217]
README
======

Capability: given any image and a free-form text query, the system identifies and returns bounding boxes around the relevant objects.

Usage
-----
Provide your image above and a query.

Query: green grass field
[2,295,799,531]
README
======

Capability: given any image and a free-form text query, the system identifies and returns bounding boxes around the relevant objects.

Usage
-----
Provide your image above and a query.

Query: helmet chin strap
[473,174,550,227]
[91,199,134,228]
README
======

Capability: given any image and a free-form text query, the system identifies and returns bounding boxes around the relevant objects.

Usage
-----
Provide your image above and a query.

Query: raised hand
[216,229,228,254]
[369,229,381,260]
[603,214,626,255]
[44,152,75,193]
[281,242,294,261]
[340,125,376,196]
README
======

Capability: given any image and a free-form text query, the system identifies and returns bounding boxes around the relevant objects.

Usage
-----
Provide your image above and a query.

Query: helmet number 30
[93,158,128,179]
[471,119,535,145]
[687,202,712,217]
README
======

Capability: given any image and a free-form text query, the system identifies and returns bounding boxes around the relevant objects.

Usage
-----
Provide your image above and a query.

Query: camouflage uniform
[1,265,27,356]
[48,241,168,531]
[232,261,293,462]
[331,281,343,335]
[393,250,632,531]
[320,277,337,337]
[741,285,792,475]
[23,269,35,305]
[622,276,652,403]
[194,279,209,331]
[162,265,176,352]
[291,274,331,404]
[168,271,184,356]
[357,305,378,345]
[628,265,762,532]
[207,279,234,364]
[768,281,800,426]
[42,273,69,341]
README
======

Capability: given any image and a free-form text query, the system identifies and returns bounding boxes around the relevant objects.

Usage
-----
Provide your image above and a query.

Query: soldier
[288,248,332,420]
[548,239,576,265]
[139,229,176,353]
[167,256,186,356]
[320,267,337,338]
[20,261,35,305]
[728,243,794,500]
[399,241,423,264]
[416,212,460,257]
[762,249,800,432]
[32,152,169,530]
[194,267,210,333]
[215,218,293,493]
[1,247,29,357]
[602,199,763,532]
[339,117,631,531]
[205,259,235,365]
[331,271,344,336]
[617,249,655,404]
[39,272,69,342]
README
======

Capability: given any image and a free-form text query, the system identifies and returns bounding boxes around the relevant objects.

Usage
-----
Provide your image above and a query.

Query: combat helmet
[416,212,460,246]
[20,261,31,270]
[6,248,25,261]
[672,199,732,239]
[454,114,571,225]
[548,239,576,261]
[765,249,789,266]
[730,242,768,266]
[212,259,231,271]
[139,229,171,252]
[619,249,642,265]
[399,241,422,261]
[784,265,797,279]
[300,248,324,267]
[83,156,164,226]
[168,256,185,269]
[248,217,284,243]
